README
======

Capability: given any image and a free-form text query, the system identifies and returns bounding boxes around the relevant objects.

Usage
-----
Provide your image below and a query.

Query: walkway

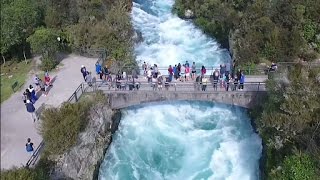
[0,55,95,170]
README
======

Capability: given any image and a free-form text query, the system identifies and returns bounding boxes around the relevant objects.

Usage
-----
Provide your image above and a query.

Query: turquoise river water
[99,0,262,179]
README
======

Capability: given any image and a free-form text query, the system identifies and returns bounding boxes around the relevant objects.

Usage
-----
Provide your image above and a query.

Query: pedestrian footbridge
[71,80,268,109]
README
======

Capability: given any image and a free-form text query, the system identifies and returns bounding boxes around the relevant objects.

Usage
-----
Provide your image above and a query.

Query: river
[99,0,262,179]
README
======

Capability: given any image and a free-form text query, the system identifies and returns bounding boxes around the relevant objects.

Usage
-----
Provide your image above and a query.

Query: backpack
[26,143,33,152]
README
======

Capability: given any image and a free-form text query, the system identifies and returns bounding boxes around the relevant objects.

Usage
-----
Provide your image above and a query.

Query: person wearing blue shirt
[95,62,102,78]
[185,61,190,67]
[239,72,245,90]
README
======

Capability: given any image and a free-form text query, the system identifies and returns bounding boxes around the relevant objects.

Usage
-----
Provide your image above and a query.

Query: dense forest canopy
[174,0,320,65]
[0,0,135,70]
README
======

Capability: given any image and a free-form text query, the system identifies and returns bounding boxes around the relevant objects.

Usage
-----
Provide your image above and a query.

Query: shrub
[39,92,106,156]
[0,159,51,180]
[40,57,57,71]
[40,101,91,155]
[270,153,317,180]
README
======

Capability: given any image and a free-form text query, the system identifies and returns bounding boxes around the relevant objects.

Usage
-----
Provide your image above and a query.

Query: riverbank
[173,0,320,66]
[50,95,122,180]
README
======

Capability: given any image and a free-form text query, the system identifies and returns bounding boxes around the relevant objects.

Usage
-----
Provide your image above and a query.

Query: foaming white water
[99,102,262,180]
[132,0,231,69]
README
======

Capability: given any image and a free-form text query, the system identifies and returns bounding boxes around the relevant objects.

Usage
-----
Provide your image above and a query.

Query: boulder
[133,30,143,44]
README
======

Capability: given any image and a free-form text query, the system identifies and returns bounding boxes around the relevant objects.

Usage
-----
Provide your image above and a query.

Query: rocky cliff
[51,101,121,180]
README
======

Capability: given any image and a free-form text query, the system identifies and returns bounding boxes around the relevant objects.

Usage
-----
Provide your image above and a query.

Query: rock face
[133,30,143,44]
[51,103,121,180]
[184,9,195,19]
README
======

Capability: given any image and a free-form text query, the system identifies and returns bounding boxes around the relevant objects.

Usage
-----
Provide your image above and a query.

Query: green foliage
[40,57,58,71]
[27,27,60,58]
[0,0,41,56]
[174,0,320,64]
[40,101,91,155]
[0,159,51,180]
[303,20,317,42]
[252,66,320,178]
[271,153,317,180]
[39,92,106,156]
[1,0,135,69]
[66,0,135,67]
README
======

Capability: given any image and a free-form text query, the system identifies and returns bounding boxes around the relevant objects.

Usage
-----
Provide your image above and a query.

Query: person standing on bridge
[95,62,102,79]
[233,75,238,91]
[147,68,152,83]
[177,63,181,79]
[180,64,186,82]
[201,66,206,76]
[168,65,173,82]
[143,62,148,75]
[226,63,231,76]
[213,69,219,91]
[191,62,196,80]
[185,65,190,81]
[174,65,178,80]
[201,76,208,91]
[239,72,245,90]
[185,60,190,67]
[154,64,159,77]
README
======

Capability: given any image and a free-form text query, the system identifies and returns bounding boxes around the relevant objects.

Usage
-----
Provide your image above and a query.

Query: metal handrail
[26,77,266,167]
[26,83,85,167]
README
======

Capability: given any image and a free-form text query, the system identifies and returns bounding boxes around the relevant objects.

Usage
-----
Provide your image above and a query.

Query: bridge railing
[122,66,268,76]
[26,79,266,167]
[26,83,86,167]
[83,80,266,93]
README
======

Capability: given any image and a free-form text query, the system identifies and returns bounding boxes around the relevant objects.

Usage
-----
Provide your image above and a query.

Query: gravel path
[1,54,96,170]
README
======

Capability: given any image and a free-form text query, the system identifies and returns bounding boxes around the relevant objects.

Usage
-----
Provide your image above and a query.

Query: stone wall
[108,91,267,109]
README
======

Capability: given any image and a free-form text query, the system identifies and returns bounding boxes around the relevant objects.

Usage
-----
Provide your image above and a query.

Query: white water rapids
[99,0,262,179]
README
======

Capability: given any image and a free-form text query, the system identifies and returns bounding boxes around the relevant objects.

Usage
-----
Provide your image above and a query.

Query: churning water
[132,0,231,69]
[99,0,262,179]
[99,102,262,180]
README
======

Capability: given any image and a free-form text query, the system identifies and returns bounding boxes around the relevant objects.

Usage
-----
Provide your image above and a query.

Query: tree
[27,28,60,58]
[0,3,22,65]
[0,0,41,63]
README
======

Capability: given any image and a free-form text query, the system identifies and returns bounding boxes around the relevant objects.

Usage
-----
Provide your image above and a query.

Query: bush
[271,153,317,180]
[39,92,106,156]
[0,159,51,180]
[40,101,91,155]
[40,57,57,71]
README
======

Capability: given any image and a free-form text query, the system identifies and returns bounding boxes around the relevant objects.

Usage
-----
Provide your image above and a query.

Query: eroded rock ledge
[51,101,121,180]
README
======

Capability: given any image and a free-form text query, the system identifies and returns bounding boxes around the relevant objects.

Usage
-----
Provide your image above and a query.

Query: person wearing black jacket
[80,65,87,80]
[25,100,37,122]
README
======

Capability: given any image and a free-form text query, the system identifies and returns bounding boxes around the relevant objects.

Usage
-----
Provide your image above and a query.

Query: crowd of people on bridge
[89,60,249,91]
[142,61,246,91]
[89,60,273,92]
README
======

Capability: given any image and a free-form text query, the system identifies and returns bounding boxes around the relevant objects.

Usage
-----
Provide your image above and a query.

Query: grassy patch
[0,158,52,180]
[0,61,33,103]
